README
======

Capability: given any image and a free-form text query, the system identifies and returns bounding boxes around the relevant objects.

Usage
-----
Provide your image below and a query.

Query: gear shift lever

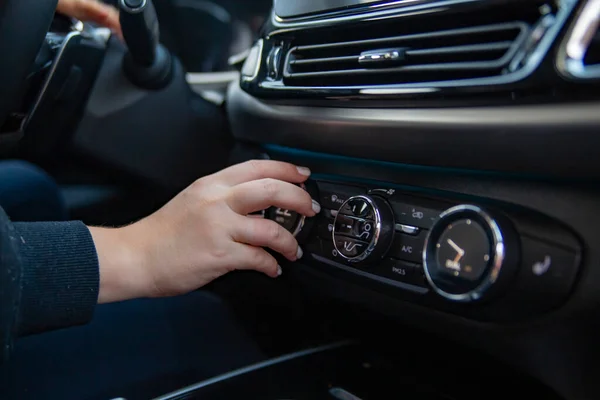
[119,0,173,89]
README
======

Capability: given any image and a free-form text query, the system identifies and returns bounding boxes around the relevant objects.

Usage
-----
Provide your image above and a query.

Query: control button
[516,237,579,309]
[376,259,416,279]
[389,232,426,264]
[334,237,370,258]
[317,217,335,240]
[334,215,375,241]
[391,202,441,229]
[374,259,427,287]
[334,214,356,236]
[323,240,345,262]
[317,182,366,211]
[395,224,420,236]
[354,219,375,241]
[323,209,338,219]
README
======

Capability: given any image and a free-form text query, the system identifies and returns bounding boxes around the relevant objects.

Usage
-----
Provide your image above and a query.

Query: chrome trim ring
[268,183,306,237]
[422,205,505,303]
[291,183,308,237]
[292,213,307,237]
[557,0,600,80]
[332,195,381,263]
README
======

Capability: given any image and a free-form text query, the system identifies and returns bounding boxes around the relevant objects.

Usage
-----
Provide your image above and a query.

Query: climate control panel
[264,178,582,321]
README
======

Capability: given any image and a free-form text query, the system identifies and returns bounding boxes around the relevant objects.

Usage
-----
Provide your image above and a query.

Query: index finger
[213,160,311,186]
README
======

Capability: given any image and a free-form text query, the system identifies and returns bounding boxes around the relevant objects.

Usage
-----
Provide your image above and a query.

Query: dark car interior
[2,0,600,399]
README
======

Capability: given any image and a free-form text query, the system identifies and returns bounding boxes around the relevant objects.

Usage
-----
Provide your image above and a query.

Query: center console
[155,340,562,400]
[263,177,581,323]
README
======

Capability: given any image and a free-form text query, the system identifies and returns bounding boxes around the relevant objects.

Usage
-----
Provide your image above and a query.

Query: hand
[90,161,321,303]
[56,0,122,37]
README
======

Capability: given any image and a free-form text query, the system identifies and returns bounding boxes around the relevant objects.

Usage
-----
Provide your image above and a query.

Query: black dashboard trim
[311,253,430,294]
[272,0,480,30]
[228,82,600,178]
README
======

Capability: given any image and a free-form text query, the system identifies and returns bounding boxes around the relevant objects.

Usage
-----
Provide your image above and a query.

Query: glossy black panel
[274,0,385,18]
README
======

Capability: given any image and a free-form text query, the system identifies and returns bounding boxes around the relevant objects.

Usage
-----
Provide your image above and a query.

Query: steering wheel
[0,0,58,127]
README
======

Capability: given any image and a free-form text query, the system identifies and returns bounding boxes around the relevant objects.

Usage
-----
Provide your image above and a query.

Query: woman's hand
[90,161,321,303]
[56,0,121,37]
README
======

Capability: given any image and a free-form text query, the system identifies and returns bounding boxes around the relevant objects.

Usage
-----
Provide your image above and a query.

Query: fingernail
[297,246,304,260]
[277,265,283,276]
[312,200,321,214]
[297,166,311,176]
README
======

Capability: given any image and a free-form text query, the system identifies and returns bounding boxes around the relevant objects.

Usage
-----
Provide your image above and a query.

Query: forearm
[89,225,151,304]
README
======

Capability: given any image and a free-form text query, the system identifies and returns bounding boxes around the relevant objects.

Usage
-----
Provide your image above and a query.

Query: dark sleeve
[0,207,99,361]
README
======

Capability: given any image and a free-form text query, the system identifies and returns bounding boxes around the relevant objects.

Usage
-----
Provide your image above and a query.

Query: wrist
[90,224,153,303]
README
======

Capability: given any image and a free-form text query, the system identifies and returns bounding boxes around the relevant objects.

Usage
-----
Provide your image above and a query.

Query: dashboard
[226,0,600,399]
[273,0,386,18]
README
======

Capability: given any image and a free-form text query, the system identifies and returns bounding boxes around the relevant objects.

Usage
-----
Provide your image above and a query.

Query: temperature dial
[423,205,516,302]
[264,182,317,241]
[265,206,304,236]
[333,195,394,263]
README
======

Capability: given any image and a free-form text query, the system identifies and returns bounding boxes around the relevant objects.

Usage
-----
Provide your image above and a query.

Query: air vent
[284,22,531,87]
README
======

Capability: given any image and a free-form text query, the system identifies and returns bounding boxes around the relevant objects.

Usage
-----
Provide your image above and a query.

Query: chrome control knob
[332,195,395,263]
[423,205,517,302]
[264,181,318,244]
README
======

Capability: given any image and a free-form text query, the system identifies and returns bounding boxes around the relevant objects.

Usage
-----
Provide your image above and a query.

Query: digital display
[274,0,388,19]
[434,219,491,283]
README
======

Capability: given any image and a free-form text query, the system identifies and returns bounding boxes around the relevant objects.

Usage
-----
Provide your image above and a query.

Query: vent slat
[405,41,513,57]
[291,56,359,65]
[291,42,513,66]
[287,61,508,79]
[283,19,533,87]
[293,22,527,52]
